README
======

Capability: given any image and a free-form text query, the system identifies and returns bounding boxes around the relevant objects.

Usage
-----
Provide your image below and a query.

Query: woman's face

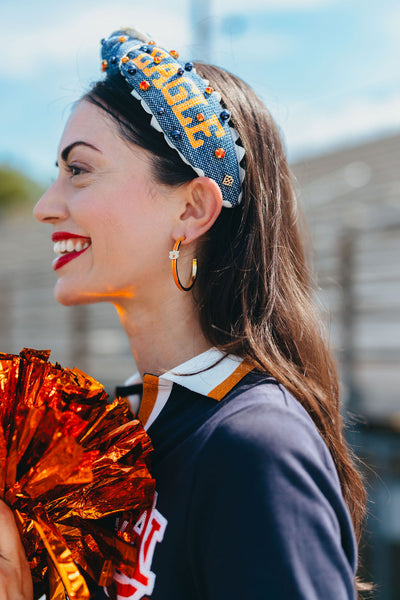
[34,100,179,307]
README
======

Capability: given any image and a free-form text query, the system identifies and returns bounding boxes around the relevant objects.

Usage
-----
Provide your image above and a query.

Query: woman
[1,28,366,599]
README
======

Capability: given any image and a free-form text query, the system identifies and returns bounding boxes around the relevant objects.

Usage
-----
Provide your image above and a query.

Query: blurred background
[1,0,399,596]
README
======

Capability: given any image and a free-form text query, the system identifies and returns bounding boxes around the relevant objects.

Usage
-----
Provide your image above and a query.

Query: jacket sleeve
[186,387,357,600]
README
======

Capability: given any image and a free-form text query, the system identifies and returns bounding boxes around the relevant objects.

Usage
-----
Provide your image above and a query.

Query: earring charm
[169,237,197,291]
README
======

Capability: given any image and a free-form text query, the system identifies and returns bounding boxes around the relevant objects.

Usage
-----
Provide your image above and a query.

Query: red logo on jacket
[112,494,167,599]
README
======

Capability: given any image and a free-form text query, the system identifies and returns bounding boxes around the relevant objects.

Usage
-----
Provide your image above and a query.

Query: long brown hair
[85,62,367,588]
[193,64,367,539]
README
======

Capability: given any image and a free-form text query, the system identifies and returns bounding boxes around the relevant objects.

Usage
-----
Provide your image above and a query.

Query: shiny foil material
[0,348,155,600]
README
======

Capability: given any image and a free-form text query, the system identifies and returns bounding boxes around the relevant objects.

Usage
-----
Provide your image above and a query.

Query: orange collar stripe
[139,374,159,427]
[207,361,254,401]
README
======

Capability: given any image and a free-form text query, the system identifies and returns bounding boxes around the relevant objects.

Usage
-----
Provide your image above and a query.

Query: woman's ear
[172,177,223,244]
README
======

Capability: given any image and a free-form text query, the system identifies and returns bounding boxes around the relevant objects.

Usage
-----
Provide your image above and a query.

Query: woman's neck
[114,291,211,378]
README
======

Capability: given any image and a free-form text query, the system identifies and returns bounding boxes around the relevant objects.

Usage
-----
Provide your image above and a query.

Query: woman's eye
[68,164,85,177]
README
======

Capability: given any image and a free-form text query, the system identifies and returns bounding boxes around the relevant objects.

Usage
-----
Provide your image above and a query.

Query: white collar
[160,347,243,394]
[122,348,253,430]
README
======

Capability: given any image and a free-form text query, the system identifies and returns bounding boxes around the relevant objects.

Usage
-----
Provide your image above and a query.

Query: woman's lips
[52,231,91,243]
[52,232,92,271]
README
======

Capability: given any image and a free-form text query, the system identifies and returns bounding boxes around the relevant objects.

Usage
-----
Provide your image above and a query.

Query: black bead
[110,56,117,64]
[185,62,194,71]
[157,107,165,115]
[127,66,137,75]
[100,38,106,45]
[140,45,148,52]
[220,110,230,121]
[171,130,182,141]
[177,67,184,76]
[127,51,136,59]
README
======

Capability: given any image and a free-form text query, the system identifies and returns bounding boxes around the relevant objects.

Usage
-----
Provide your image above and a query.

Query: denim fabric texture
[101,29,245,207]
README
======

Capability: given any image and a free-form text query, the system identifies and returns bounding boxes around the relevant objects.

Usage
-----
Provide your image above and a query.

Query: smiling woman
[1,27,368,600]
[35,101,188,315]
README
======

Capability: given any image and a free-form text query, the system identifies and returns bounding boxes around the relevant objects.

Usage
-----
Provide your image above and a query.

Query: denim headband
[100,29,245,207]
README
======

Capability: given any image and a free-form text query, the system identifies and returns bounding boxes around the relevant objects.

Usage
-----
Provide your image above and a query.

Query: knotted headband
[100,28,245,207]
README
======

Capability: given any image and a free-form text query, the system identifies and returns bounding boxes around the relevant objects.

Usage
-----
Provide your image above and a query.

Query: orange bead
[121,56,129,63]
[148,40,156,45]
[170,50,179,59]
[154,55,162,64]
[215,148,225,159]
[101,59,108,72]
[139,80,151,91]
[205,86,214,95]
[119,36,127,43]
[196,113,205,122]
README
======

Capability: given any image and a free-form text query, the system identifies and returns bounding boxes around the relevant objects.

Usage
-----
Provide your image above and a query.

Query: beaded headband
[100,28,245,207]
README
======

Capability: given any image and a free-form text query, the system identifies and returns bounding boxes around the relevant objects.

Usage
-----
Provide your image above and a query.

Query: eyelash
[68,164,86,177]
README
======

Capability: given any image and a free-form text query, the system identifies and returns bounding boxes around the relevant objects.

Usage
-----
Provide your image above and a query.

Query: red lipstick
[52,232,92,271]
[52,231,91,242]
[53,248,89,271]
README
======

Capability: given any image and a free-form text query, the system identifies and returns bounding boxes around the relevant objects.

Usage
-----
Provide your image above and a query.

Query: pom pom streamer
[0,348,155,600]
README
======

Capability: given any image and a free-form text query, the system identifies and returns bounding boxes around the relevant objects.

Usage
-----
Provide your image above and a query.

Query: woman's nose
[33,180,69,223]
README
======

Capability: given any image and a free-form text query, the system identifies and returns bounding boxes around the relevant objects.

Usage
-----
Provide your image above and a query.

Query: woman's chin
[54,281,99,306]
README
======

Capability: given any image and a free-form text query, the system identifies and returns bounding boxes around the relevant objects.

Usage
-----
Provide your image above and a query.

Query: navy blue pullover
[98,351,357,600]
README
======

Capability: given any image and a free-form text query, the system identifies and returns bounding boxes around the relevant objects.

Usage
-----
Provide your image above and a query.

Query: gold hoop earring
[169,237,198,292]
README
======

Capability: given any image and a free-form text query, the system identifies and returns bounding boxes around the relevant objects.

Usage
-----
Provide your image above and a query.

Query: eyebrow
[55,141,101,167]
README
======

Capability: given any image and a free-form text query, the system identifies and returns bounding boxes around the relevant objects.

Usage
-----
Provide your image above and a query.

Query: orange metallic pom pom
[170,50,179,59]
[101,60,108,72]
[139,80,151,91]
[205,86,214,95]
[215,148,226,159]
[119,36,127,43]
[196,113,205,122]
[0,348,155,599]
[121,56,129,63]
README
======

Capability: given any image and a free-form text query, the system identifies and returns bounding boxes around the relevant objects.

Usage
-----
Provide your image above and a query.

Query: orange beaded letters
[127,46,226,149]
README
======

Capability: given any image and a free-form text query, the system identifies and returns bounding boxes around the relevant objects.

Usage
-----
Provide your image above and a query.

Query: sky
[0,0,399,184]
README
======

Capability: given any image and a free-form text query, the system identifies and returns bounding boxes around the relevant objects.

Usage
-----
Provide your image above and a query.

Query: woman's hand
[0,500,33,600]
